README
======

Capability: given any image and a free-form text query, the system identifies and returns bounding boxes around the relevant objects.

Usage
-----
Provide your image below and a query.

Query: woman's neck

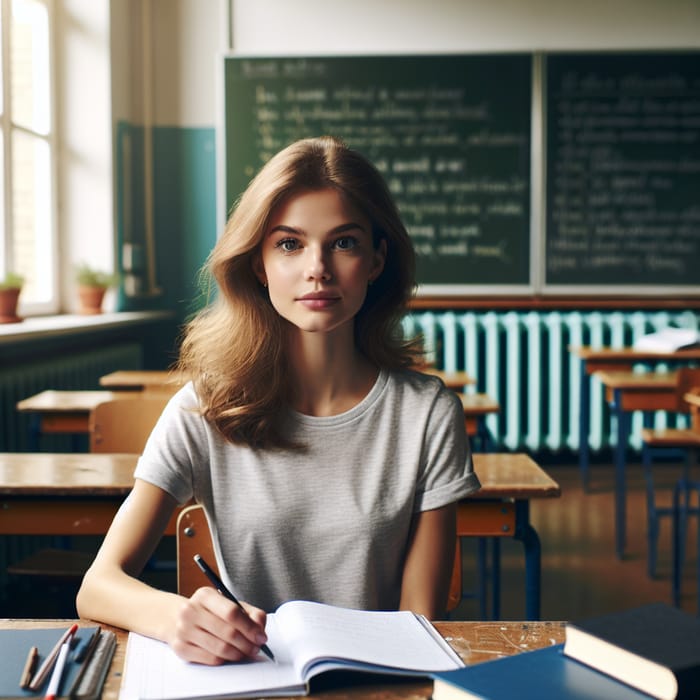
[286,330,378,417]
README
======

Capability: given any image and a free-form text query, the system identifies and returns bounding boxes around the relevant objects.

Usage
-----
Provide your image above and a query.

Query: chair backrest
[677,367,700,413]
[89,395,170,453]
[175,504,461,612]
[177,504,218,597]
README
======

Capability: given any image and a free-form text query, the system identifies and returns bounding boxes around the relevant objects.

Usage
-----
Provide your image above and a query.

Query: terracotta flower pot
[78,285,107,315]
[0,287,22,323]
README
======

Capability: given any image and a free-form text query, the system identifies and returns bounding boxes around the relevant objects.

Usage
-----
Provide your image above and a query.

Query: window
[0,0,56,314]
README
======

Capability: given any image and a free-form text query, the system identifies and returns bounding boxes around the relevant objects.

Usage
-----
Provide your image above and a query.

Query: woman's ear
[369,238,387,283]
[251,254,267,287]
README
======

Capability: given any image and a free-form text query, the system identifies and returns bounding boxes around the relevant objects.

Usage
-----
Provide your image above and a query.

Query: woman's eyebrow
[268,224,301,236]
[267,222,367,236]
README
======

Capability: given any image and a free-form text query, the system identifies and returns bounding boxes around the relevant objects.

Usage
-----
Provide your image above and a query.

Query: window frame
[0,0,59,316]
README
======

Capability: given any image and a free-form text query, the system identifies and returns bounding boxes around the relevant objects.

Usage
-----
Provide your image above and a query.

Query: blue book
[432,644,656,700]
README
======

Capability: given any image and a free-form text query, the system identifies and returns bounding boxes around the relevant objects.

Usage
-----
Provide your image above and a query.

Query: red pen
[28,623,79,691]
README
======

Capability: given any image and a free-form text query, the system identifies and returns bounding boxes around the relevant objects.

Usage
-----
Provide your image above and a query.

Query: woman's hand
[169,587,269,665]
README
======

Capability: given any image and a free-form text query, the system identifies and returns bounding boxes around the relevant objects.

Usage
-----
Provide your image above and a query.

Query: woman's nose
[306,247,332,281]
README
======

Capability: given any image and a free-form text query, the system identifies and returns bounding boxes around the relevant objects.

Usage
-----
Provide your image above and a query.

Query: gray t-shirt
[134,368,480,612]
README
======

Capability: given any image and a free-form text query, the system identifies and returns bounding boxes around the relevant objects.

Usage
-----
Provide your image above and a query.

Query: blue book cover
[432,644,656,700]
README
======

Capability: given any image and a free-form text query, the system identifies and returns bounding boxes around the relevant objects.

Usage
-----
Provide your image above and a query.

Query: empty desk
[595,369,678,560]
[569,345,700,491]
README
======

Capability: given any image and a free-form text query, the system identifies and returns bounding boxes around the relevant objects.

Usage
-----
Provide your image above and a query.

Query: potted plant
[0,272,25,323]
[75,264,119,314]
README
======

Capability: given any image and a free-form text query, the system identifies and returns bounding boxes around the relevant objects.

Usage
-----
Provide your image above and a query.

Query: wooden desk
[0,453,161,535]
[466,453,560,620]
[595,370,678,560]
[569,346,700,491]
[16,390,134,450]
[419,367,475,391]
[2,619,565,700]
[459,393,500,450]
[0,452,558,620]
[99,369,185,394]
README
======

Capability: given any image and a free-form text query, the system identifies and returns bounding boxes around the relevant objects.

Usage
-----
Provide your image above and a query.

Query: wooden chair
[177,504,219,597]
[177,504,462,613]
[641,367,700,579]
[89,395,171,453]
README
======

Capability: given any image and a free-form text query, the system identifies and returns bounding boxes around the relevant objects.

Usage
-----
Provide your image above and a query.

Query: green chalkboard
[223,54,532,292]
[545,51,700,292]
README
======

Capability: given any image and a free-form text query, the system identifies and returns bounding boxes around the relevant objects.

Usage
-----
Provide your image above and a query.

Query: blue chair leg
[642,442,659,578]
[696,488,700,616]
[477,538,488,619]
[672,471,698,609]
[672,481,683,607]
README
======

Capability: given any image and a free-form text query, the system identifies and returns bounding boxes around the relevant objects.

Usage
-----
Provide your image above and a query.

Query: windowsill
[0,310,175,344]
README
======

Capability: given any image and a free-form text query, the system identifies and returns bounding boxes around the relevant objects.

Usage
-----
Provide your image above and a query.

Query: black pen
[193,554,275,661]
[72,626,101,663]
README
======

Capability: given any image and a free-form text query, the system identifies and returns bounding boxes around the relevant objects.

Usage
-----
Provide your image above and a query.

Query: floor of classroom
[2,459,698,620]
[454,459,699,621]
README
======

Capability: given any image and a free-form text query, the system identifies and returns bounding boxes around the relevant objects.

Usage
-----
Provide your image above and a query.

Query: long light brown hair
[178,136,420,448]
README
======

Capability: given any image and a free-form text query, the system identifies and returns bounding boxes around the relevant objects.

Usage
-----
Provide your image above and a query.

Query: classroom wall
[109,0,700,323]
[231,0,700,53]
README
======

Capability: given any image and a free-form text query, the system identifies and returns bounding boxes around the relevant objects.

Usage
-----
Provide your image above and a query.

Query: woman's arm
[398,503,457,619]
[76,478,268,665]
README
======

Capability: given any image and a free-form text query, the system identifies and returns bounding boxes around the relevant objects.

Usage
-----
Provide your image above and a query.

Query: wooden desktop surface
[99,369,186,392]
[15,390,136,436]
[0,452,137,495]
[99,368,476,391]
[2,619,566,700]
[570,345,700,373]
[0,451,558,545]
[16,390,133,413]
[594,370,678,411]
[0,452,557,503]
[422,368,475,390]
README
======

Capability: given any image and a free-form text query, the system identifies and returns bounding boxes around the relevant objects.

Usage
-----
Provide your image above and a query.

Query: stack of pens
[19,624,102,698]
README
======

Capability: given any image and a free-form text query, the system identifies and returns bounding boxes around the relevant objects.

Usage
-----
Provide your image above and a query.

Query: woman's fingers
[170,588,268,664]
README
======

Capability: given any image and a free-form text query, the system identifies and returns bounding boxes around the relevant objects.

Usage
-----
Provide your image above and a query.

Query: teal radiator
[403,310,700,453]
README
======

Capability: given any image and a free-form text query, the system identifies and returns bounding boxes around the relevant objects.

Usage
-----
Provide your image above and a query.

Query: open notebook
[119,601,463,700]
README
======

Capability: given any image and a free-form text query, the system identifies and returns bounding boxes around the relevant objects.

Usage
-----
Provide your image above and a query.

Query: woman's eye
[276,238,299,253]
[333,236,357,251]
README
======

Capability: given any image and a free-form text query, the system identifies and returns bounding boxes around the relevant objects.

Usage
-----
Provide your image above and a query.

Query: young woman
[76,136,480,665]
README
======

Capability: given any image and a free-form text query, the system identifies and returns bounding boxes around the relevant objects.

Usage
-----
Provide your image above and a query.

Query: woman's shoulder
[154,381,202,422]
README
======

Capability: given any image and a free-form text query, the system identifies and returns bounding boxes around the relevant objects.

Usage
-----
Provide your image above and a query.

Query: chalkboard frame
[219,52,536,297]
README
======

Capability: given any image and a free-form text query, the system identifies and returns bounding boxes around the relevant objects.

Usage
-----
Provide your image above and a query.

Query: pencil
[19,645,38,689]
[193,553,275,661]
[29,623,79,691]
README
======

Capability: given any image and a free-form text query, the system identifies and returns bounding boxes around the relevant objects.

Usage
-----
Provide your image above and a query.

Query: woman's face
[254,188,386,336]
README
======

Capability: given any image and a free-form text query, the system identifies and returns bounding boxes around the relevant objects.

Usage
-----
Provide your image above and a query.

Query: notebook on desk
[119,600,463,700]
